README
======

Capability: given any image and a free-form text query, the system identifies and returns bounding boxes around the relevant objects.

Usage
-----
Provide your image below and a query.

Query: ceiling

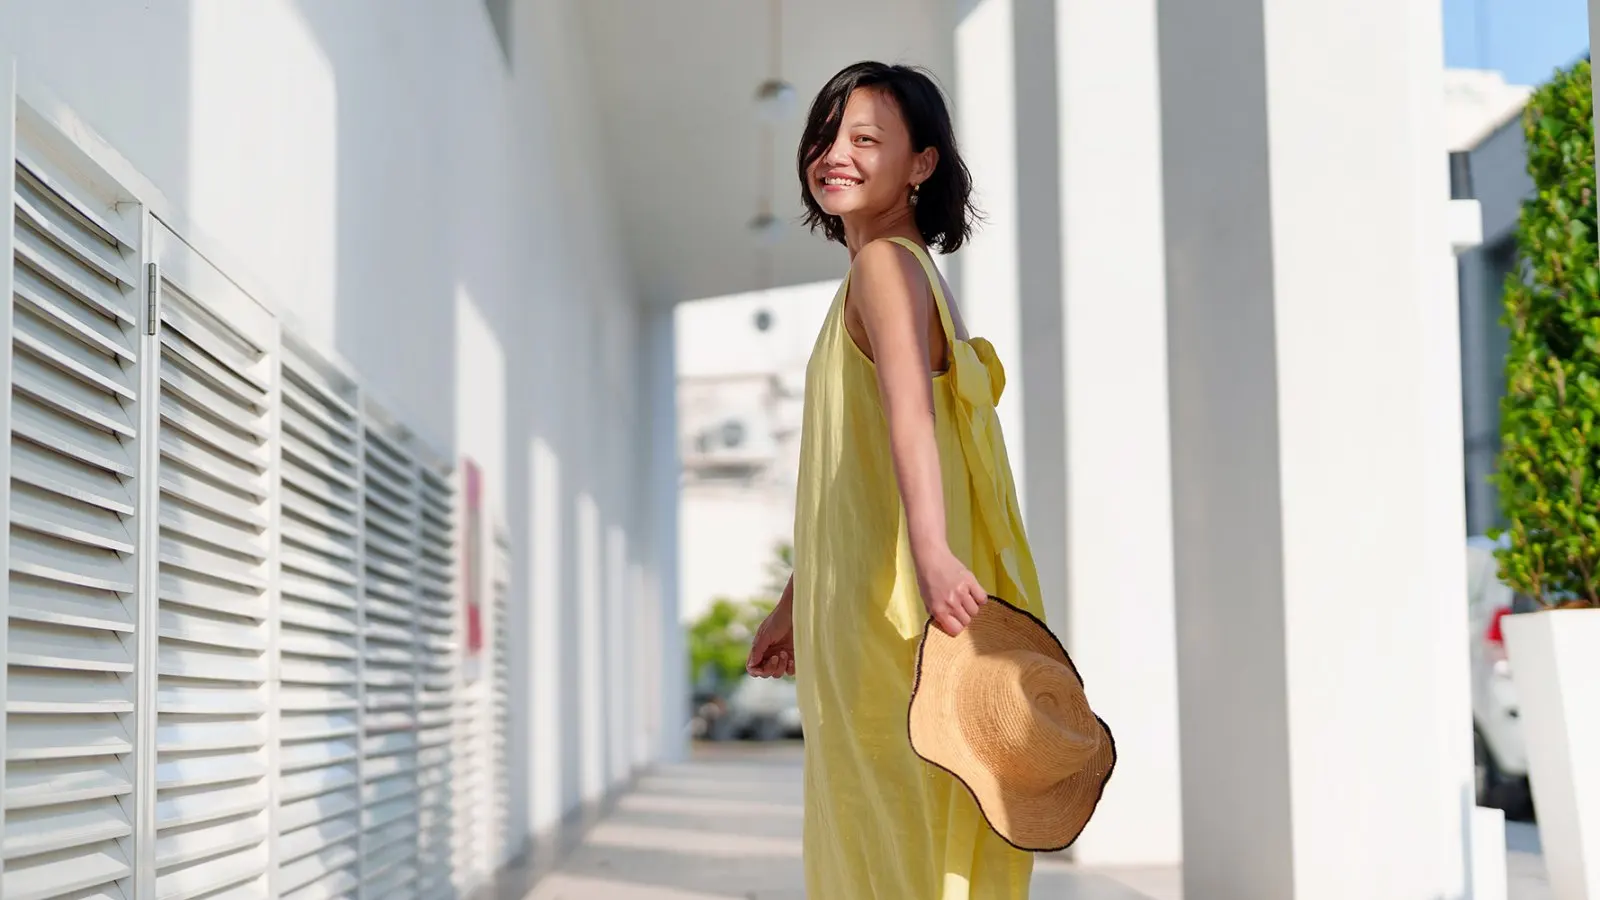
[576,0,956,305]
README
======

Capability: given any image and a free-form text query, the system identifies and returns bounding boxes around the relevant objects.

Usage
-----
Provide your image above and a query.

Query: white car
[706,675,804,742]
[1466,535,1533,818]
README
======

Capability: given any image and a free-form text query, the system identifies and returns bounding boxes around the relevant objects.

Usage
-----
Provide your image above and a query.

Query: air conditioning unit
[686,410,777,468]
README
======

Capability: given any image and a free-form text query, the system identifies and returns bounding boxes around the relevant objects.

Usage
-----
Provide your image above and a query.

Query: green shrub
[1492,57,1600,609]
[688,596,777,689]
[686,541,792,689]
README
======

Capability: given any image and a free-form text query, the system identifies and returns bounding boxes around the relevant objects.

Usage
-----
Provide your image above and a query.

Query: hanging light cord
[768,0,783,81]
[750,0,784,290]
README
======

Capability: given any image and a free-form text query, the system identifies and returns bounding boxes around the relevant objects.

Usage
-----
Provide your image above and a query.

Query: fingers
[747,646,793,679]
[936,581,989,638]
[936,599,973,633]
[745,637,769,673]
[937,614,962,637]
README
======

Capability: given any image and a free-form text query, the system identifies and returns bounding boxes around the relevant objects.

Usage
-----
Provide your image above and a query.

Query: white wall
[675,280,835,380]
[0,0,673,859]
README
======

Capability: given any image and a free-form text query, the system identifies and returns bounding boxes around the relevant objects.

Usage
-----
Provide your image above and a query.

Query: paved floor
[1506,820,1553,900]
[524,741,1551,900]
[524,742,1172,900]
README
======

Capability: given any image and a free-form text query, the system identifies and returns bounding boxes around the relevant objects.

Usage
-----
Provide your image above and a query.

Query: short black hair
[796,61,979,254]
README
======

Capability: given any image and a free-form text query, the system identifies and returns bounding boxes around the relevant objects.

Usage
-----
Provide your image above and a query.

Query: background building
[675,281,829,623]
[1449,69,1542,536]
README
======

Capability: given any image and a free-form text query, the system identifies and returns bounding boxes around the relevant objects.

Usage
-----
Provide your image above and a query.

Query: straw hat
[907,595,1116,852]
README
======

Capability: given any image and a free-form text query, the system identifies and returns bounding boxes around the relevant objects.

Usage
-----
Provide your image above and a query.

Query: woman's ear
[913,146,940,187]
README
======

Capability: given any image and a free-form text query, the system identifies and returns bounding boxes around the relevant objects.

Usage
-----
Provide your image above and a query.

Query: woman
[745,61,1047,898]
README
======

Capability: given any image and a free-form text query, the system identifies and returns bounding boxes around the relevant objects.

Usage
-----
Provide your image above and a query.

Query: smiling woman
[796,62,978,255]
[740,61,1090,900]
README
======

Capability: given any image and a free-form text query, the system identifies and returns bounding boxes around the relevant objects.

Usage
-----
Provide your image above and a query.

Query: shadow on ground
[523,741,1562,900]
[526,742,806,900]
[523,741,1178,900]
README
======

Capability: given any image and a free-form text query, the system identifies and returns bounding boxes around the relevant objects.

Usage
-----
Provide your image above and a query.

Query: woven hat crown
[908,596,1116,852]
[956,649,1102,792]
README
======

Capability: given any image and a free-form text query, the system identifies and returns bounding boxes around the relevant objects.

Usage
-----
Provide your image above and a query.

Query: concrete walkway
[523,741,1552,900]
[523,741,1174,900]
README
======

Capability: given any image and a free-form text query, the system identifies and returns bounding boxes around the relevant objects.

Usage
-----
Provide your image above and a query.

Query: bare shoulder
[850,239,933,317]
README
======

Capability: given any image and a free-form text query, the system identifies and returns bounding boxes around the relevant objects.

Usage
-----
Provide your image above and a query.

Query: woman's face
[806,87,935,223]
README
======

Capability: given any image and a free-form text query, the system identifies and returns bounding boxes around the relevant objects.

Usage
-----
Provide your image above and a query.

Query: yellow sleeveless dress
[792,237,1045,899]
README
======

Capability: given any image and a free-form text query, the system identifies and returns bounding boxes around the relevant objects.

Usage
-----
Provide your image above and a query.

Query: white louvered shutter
[450,682,486,895]
[274,341,362,900]
[414,464,456,898]
[148,222,277,900]
[490,527,511,868]
[359,420,421,899]
[451,480,493,895]
[4,147,144,900]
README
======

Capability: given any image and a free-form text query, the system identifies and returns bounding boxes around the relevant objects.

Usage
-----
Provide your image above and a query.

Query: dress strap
[882,237,958,348]
[879,241,1035,610]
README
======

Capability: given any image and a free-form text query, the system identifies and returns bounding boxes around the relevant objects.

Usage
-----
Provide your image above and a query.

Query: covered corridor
[0,0,1581,897]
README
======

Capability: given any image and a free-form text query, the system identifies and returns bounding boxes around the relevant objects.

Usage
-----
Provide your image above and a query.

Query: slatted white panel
[359,421,420,899]
[415,464,456,898]
[274,344,362,900]
[150,225,276,900]
[454,472,496,896]
[4,150,143,900]
[490,527,511,868]
[449,684,487,897]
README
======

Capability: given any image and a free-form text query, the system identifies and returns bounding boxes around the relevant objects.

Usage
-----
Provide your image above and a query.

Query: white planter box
[1473,805,1508,900]
[1504,608,1600,900]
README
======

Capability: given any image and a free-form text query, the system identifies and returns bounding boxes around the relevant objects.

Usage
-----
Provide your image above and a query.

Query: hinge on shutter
[145,262,160,335]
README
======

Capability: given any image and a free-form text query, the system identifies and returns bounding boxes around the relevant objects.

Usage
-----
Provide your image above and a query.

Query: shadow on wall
[285,0,656,866]
[3,1,196,213]
[285,0,534,868]
[5,0,660,879]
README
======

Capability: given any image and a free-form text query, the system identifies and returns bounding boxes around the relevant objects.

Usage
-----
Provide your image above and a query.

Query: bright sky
[1443,0,1590,86]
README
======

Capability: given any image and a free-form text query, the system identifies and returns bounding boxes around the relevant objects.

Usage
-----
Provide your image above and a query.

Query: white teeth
[824,177,859,186]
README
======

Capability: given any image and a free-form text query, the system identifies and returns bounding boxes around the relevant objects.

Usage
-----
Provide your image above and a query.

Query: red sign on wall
[463,458,484,683]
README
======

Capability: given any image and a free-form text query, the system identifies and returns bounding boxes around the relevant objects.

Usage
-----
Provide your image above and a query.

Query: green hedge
[686,541,792,689]
[1492,57,1600,608]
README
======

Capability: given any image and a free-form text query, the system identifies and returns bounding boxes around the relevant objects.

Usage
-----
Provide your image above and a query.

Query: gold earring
[910,183,921,207]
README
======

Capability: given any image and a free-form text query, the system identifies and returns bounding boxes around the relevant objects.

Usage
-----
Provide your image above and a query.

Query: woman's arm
[850,241,946,554]
[849,240,987,634]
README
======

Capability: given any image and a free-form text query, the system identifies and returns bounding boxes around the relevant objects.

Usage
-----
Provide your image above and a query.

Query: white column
[954,0,1026,506]
[1053,0,1182,867]
[953,0,1183,867]
[644,304,688,764]
[1157,0,1470,896]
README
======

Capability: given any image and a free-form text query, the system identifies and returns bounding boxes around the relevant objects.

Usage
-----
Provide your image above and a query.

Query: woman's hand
[747,586,796,678]
[916,544,987,636]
